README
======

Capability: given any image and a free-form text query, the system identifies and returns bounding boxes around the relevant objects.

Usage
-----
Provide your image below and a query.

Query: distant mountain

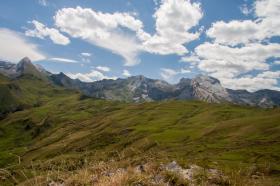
[0,57,50,80]
[1,57,280,108]
[51,72,280,108]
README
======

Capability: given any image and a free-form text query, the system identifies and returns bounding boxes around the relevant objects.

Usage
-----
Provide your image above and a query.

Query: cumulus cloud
[219,74,280,92]
[0,28,45,62]
[195,42,280,77]
[193,42,280,91]
[122,69,131,77]
[206,20,259,46]
[160,67,192,81]
[142,0,203,55]
[206,0,280,46]
[52,1,202,66]
[48,58,78,63]
[25,20,70,45]
[160,68,178,80]
[54,6,145,66]
[180,53,201,64]
[96,66,110,72]
[67,70,117,82]
[257,71,280,79]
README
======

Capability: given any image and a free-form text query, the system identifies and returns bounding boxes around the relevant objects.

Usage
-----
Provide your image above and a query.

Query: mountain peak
[14,57,48,80]
[178,77,191,84]
[193,74,221,85]
[191,74,230,103]
[19,57,32,64]
[16,57,35,73]
[129,75,146,80]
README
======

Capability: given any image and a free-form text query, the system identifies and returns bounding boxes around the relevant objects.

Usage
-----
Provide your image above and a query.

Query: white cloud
[218,75,280,92]
[206,0,280,46]
[240,4,252,15]
[80,52,91,63]
[142,0,203,55]
[48,57,78,63]
[35,0,202,66]
[96,66,110,72]
[160,67,192,81]
[153,0,160,7]
[205,70,280,92]
[257,71,280,79]
[0,28,45,62]
[81,52,91,57]
[274,60,280,65]
[67,70,117,82]
[122,69,131,77]
[195,42,280,77]
[54,6,145,66]
[206,20,259,46]
[255,0,280,18]
[160,68,178,80]
[25,20,70,45]
[180,68,191,74]
[180,53,201,64]
[209,69,279,91]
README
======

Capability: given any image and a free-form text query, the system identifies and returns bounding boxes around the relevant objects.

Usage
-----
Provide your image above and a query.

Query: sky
[0,0,280,91]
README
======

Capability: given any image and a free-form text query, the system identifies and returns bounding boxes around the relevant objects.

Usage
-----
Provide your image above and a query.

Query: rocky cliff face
[192,75,230,102]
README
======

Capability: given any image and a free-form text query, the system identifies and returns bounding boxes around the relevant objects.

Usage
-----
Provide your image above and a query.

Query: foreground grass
[1,152,279,186]
[0,76,280,185]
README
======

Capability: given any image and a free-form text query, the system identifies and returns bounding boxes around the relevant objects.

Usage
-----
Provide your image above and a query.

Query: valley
[0,60,280,185]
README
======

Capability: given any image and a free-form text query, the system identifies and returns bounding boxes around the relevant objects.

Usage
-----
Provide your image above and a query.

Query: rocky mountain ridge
[1,57,280,108]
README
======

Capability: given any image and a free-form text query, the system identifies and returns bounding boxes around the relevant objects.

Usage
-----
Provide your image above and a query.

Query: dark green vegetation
[0,74,280,185]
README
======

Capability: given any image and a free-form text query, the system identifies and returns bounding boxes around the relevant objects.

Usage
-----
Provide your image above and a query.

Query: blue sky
[0,0,279,91]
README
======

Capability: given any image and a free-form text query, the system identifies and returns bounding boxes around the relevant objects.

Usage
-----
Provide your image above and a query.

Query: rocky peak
[0,57,44,78]
[128,75,147,82]
[16,57,36,73]
[192,74,221,86]
[179,77,191,83]
[191,75,231,103]
[127,75,149,91]
[18,57,32,64]
[57,72,68,78]
[177,78,191,89]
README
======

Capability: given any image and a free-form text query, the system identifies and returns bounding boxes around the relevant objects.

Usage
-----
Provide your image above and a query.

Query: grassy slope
[0,76,280,184]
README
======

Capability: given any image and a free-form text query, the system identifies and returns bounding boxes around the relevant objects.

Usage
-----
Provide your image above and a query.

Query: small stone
[48,180,64,186]
[136,164,145,173]
[166,161,182,172]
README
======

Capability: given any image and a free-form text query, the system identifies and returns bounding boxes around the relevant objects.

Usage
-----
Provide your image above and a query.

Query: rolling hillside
[0,74,280,185]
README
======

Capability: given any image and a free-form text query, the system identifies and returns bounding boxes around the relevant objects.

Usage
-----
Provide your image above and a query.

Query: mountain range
[1,57,280,185]
[1,57,280,108]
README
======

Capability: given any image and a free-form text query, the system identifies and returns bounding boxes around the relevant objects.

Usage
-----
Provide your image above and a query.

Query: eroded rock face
[190,75,232,103]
